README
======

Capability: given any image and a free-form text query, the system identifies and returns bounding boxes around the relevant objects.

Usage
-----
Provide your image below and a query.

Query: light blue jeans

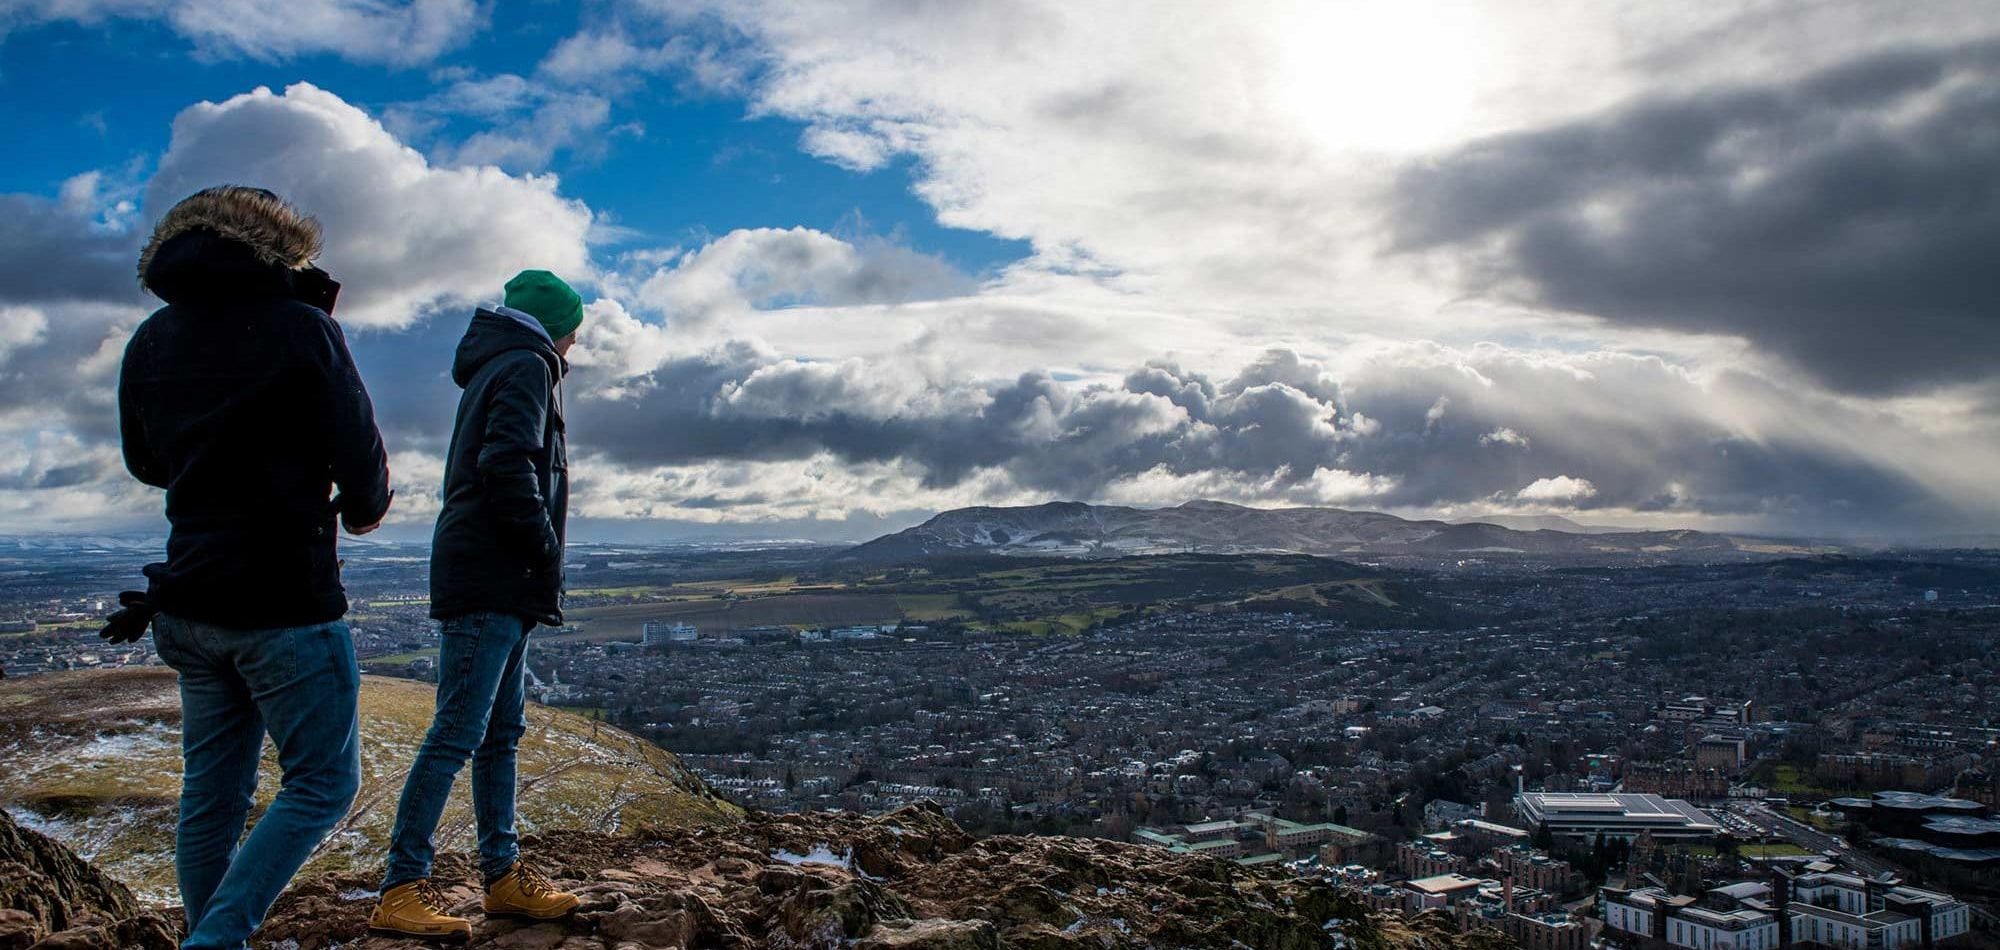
[152,614,362,950]
[382,611,533,890]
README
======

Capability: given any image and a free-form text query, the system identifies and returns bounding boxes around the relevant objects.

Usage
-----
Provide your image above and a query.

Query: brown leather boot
[483,860,579,921]
[369,878,472,942]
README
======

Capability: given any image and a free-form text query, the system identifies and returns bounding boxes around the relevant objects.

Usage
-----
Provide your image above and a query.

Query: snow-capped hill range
[1445,513,1633,534]
[836,500,1749,564]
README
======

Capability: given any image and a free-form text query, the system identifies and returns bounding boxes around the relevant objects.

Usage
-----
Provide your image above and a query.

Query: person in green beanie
[371,270,585,939]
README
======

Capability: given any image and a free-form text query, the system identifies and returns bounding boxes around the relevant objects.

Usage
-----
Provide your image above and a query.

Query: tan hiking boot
[369,878,472,942]
[483,860,580,921]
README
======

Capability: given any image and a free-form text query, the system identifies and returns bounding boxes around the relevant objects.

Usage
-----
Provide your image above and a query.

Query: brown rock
[0,811,143,937]
[999,921,1095,950]
[11,801,1522,950]
[584,891,702,947]
[776,879,908,946]
[24,912,179,950]
[479,922,571,950]
[855,918,998,950]
[0,908,41,950]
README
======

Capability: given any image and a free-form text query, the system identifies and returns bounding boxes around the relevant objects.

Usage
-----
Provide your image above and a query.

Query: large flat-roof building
[1405,873,1486,911]
[641,621,698,645]
[1133,811,1374,867]
[1514,792,1719,841]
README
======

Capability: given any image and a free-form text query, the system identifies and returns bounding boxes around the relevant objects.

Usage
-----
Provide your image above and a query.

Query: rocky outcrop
[4,801,1520,950]
[255,803,1516,950]
[0,810,177,950]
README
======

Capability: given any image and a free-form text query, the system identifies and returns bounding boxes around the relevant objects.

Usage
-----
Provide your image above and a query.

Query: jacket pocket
[308,517,342,593]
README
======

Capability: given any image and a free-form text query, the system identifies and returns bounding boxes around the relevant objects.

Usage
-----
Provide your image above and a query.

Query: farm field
[557,592,905,642]
[543,552,1422,641]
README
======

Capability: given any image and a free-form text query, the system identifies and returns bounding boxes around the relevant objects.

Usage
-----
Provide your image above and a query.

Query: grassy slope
[0,668,739,902]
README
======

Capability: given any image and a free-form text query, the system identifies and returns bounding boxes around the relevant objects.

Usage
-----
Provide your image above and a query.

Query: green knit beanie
[503,269,584,340]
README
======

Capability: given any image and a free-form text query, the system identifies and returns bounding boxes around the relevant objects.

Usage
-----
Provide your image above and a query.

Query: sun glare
[1273,1,1491,154]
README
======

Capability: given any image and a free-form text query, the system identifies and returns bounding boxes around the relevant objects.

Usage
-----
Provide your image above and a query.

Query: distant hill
[836,499,1751,565]
[0,669,738,901]
[1446,513,1632,534]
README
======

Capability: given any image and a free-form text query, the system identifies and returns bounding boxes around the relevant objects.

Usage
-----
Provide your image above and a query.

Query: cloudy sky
[2,0,1997,542]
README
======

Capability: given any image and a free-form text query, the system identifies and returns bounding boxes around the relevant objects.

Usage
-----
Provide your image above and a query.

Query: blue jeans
[152,614,362,950]
[382,611,533,889]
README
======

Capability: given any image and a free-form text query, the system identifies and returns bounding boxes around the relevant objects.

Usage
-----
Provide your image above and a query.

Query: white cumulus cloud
[144,83,595,329]
[1515,475,1598,504]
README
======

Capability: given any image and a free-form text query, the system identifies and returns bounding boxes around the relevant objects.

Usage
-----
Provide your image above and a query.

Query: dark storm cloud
[1325,358,1932,526]
[1394,43,2000,394]
[0,303,143,442]
[0,194,144,307]
[566,345,1345,497]
[344,309,478,449]
[557,343,1948,532]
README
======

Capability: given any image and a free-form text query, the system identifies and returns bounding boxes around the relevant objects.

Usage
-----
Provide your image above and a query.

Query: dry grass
[0,669,739,902]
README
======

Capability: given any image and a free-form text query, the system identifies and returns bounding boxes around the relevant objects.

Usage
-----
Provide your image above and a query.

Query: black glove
[99,590,159,644]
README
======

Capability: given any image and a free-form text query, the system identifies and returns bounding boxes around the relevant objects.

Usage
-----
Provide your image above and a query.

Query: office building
[1515,792,1720,841]
[642,621,699,645]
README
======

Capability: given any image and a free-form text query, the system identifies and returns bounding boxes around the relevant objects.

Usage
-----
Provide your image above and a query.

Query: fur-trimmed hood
[137,186,322,295]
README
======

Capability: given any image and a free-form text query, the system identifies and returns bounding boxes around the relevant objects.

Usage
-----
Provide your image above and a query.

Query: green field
[1759,763,1846,799]
[894,593,969,621]
[557,592,904,642]
[538,552,1419,641]
[1687,842,1813,858]
[1787,805,1842,830]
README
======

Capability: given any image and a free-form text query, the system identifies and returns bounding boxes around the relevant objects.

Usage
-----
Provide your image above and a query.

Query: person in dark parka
[119,185,391,950]
[371,270,583,940]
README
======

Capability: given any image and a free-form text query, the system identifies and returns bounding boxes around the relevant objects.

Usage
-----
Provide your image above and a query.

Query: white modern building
[1602,885,1779,950]
[1788,869,1972,949]
[1602,872,1971,950]
[1515,792,1721,841]
[641,621,698,645]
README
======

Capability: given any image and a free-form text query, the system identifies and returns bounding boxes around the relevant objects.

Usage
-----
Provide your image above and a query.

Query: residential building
[1398,839,1467,878]
[1602,884,1779,950]
[1787,869,1972,949]
[1489,845,1575,894]
[1695,736,1746,772]
[1603,873,1972,950]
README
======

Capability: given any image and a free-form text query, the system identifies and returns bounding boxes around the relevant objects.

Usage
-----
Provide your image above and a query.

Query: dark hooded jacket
[120,186,392,629]
[428,309,569,625]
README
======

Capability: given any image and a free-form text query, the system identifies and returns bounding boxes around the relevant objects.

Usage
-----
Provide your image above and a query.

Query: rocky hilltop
[3,801,1517,950]
[836,500,1751,565]
[0,807,181,949]
[0,669,738,901]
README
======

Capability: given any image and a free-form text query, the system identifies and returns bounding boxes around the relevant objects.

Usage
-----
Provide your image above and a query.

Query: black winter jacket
[429,309,569,625]
[121,214,392,629]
